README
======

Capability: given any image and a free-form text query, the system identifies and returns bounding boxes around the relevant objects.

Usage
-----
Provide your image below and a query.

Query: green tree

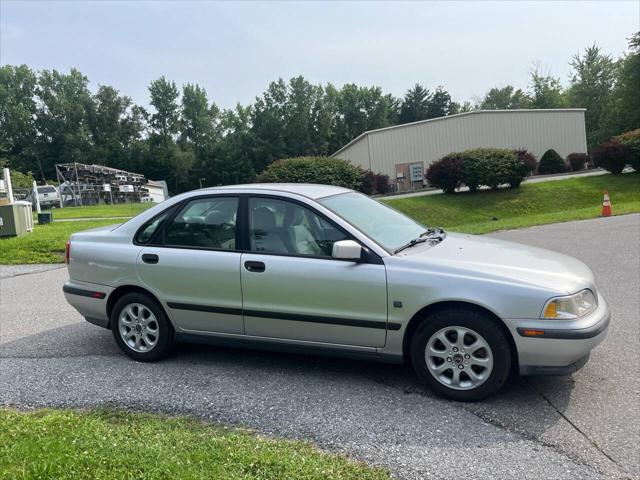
[250,79,288,173]
[147,77,186,191]
[480,86,531,110]
[0,65,38,176]
[333,84,394,148]
[567,45,618,148]
[427,86,456,118]
[399,84,431,123]
[604,32,640,136]
[210,104,255,186]
[148,77,180,140]
[180,83,218,152]
[87,85,145,170]
[529,67,566,108]
[34,68,94,179]
[179,83,221,188]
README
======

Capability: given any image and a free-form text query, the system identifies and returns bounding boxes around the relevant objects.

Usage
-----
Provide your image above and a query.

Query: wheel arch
[401,300,519,371]
[106,285,170,327]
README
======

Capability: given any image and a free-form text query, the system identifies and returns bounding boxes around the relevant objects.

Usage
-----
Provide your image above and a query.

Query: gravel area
[1,214,638,479]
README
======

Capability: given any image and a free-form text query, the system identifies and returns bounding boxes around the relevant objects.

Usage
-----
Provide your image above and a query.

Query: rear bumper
[63,280,113,328]
[505,293,610,376]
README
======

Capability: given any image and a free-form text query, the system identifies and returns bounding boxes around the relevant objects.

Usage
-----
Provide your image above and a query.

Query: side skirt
[175,332,404,364]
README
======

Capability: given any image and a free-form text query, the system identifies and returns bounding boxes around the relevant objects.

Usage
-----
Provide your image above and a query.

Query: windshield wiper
[394,227,446,254]
[394,237,429,254]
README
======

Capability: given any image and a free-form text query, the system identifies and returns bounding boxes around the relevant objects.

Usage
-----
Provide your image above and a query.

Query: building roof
[331,108,587,157]
[146,180,168,188]
[202,183,351,199]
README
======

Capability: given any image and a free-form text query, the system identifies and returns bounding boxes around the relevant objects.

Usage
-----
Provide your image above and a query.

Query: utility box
[38,211,54,225]
[0,201,34,237]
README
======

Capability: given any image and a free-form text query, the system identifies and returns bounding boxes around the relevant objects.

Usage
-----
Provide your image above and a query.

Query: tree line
[1,33,637,194]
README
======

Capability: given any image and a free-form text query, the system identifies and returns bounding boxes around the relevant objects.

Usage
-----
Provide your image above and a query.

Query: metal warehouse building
[331,109,587,191]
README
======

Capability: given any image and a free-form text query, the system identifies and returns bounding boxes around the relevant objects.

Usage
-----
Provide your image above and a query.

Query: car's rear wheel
[410,307,511,401]
[111,292,174,362]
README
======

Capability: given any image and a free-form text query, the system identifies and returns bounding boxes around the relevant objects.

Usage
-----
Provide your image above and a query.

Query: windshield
[38,186,56,193]
[319,192,427,252]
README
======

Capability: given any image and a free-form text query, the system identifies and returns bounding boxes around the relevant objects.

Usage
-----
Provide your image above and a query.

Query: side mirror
[332,240,362,261]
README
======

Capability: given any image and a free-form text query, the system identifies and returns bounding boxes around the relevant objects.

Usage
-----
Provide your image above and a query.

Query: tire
[410,307,511,401]
[111,292,174,362]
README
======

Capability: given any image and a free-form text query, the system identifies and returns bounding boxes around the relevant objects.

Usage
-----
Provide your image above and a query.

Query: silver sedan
[63,184,610,401]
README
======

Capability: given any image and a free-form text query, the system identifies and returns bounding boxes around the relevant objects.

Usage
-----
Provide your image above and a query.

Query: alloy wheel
[118,303,159,353]
[424,326,494,390]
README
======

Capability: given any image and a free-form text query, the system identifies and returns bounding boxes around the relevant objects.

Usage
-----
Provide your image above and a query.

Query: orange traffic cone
[602,191,613,217]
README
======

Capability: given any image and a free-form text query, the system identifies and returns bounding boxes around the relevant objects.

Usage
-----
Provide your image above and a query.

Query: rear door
[240,195,388,348]
[136,195,244,334]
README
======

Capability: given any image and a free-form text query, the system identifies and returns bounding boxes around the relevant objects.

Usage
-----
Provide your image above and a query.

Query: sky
[1,1,638,110]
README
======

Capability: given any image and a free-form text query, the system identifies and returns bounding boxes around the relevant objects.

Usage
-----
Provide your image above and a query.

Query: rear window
[38,186,56,193]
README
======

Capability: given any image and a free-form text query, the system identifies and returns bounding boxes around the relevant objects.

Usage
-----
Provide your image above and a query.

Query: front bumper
[504,293,610,376]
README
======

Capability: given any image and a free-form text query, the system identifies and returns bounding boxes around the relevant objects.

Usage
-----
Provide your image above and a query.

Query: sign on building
[409,163,424,182]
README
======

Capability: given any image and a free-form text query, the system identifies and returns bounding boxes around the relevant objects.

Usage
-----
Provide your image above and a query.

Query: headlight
[541,289,597,319]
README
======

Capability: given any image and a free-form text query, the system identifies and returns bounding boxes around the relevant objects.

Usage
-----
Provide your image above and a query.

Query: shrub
[615,129,640,172]
[373,172,390,194]
[361,170,390,195]
[460,148,525,190]
[257,156,364,190]
[360,170,376,195]
[425,154,463,193]
[538,149,566,174]
[566,153,589,172]
[591,140,631,174]
[513,149,538,175]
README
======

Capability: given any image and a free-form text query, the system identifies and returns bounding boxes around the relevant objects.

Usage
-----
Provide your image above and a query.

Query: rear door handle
[244,261,265,273]
[142,253,159,264]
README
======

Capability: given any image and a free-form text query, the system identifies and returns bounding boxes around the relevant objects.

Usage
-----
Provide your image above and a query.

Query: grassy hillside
[383,173,640,234]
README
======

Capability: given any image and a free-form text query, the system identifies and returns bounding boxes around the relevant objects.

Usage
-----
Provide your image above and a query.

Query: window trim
[133,194,242,253]
[132,192,384,265]
[244,193,383,265]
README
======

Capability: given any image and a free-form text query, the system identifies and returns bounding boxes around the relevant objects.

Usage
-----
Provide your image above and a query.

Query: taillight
[65,240,71,264]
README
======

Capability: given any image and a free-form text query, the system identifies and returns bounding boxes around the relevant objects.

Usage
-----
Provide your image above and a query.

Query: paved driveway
[1,214,638,479]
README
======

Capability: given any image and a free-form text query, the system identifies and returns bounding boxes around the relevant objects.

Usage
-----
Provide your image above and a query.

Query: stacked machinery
[55,163,148,206]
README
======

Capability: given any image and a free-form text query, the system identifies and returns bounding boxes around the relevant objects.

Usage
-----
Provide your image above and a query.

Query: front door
[241,196,388,348]
[136,195,244,335]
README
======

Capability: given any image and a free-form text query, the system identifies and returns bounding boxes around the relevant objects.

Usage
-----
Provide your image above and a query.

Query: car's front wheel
[410,307,511,401]
[111,292,174,362]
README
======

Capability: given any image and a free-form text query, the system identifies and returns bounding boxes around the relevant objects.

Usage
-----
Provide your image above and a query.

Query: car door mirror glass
[332,240,362,260]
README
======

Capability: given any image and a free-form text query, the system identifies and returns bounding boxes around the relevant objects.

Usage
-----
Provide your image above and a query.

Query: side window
[249,197,348,257]
[136,211,171,244]
[164,197,238,249]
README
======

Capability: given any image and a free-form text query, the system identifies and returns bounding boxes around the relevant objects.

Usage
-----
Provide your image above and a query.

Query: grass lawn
[383,173,640,234]
[0,219,121,264]
[37,202,152,220]
[0,409,389,480]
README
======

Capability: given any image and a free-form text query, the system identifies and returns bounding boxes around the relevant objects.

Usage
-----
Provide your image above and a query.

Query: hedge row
[255,156,390,194]
[592,129,640,174]
[426,148,528,193]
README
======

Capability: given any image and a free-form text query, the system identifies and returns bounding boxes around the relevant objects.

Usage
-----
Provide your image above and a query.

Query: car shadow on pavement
[2,319,575,430]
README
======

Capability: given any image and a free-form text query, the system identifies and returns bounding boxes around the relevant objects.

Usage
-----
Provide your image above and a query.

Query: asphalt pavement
[1,214,639,479]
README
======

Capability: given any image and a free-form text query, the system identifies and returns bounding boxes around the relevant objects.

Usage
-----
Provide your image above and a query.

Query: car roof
[200,183,352,200]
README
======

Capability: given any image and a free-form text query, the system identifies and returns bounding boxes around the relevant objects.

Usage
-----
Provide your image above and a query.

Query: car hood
[395,232,595,294]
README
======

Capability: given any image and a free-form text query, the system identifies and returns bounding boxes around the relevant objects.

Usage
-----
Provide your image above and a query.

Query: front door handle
[244,261,265,273]
[142,253,159,264]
